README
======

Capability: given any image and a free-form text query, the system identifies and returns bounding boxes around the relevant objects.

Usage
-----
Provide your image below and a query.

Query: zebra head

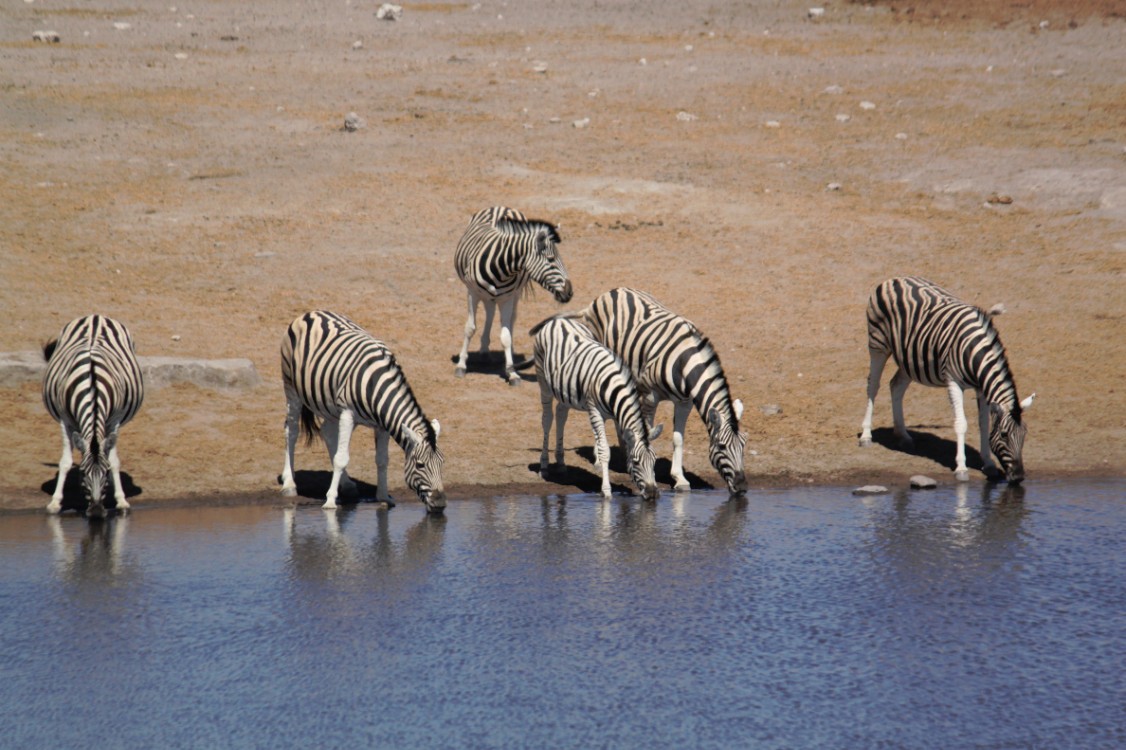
[522,220,573,304]
[988,393,1034,484]
[706,399,748,496]
[622,429,661,502]
[77,433,111,518]
[403,419,446,514]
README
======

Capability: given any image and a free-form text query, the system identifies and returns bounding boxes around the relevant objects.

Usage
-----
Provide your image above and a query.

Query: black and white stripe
[530,315,660,501]
[42,315,145,517]
[454,206,574,384]
[280,310,446,513]
[576,288,747,495]
[859,276,1035,482]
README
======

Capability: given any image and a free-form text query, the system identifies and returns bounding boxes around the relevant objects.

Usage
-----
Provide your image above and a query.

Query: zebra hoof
[506,374,521,386]
[454,367,467,379]
[281,486,297,498]
[673,482,691,493]
[954,468,970,482]
[858,437,872,448]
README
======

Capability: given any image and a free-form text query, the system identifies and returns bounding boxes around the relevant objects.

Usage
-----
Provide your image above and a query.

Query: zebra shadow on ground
[39,464,142,514]
[449,352,537,383]
[277,470,394,505]
[868,426,991,475]
[530,445,713,496]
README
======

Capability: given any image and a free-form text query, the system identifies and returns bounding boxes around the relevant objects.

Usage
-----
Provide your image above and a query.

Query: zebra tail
[299,405,321,447]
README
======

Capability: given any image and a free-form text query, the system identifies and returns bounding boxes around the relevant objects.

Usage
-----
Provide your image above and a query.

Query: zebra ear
[649,423,664,441]
[707,407,721,432]
[1019,393,1036,410]
[536,229,557,259]
[431,419,441,438]
[733,399,744,422]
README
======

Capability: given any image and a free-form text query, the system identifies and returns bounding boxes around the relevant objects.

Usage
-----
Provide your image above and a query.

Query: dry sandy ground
[2,0,1124,513]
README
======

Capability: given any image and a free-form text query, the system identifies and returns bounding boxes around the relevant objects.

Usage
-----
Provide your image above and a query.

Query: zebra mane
[495,218,561,244]
[970,305,1021,416]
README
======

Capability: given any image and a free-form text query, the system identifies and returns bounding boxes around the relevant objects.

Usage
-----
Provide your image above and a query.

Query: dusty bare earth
[2,0,1124,512]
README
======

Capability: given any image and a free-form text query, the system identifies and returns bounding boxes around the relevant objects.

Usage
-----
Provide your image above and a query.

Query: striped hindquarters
[42,314,144,453]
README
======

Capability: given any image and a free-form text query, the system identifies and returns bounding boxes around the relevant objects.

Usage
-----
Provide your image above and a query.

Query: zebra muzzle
[554,280,573,304]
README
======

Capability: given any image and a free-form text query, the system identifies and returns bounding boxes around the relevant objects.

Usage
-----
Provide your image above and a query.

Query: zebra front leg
[947,381,971,481]
[499,296,520,385]
[47,422,74,514]
[670,401,692,492]
[280,392,302,497]
[375,427,392,502]
[588,408,613,499]
[320,416,357,500]
[106,430,129,513]
[976,391,999,478]
[455,293,480,378]
[539,380,554,474]
[889,367,914,448]
[860,349,889,447]
[323,410,356,509]
[553,401,570,472]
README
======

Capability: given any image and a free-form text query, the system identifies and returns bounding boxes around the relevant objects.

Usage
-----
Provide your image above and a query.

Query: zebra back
[281,311,439,454]
[581,288,740,426]
[454,206,572,302]
[867,276,1021,413]
[43,315,145,451]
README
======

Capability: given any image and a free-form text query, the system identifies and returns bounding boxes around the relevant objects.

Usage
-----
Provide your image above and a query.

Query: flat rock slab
[0,351,259,390]
[910,475,938,489]
[852,485,889,496]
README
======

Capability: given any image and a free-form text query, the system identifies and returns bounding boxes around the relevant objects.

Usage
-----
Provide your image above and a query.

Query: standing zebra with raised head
[574,288,748,496]
[454,206,574,385]
[42,315,145,517]
[280,310,446,513]
[530,314,661,501]
[859,276,1035,483]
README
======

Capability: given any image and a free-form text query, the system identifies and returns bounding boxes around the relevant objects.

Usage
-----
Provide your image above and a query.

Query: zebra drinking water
[574,288,748,496]
[859,276,1035,483]
[453,206,574,385]
[280,310,446,513]
[42,315,145,517]
[530,314,661,501]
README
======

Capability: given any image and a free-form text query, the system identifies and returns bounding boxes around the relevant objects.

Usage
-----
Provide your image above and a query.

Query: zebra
[280,310,446,514]
[42,314,145,517]
[859,276,1035,483]
[529,314,661,501]
[574,288,748,496]
[453,206,574,385]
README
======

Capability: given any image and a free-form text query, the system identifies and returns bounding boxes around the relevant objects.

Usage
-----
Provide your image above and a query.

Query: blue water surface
[1,479,1122,749]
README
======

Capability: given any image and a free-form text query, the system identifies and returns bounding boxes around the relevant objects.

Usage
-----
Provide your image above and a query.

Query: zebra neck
[387,409,431,451]
[962,339,1018,410]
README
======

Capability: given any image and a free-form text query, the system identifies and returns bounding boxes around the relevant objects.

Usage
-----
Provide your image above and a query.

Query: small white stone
[174,52,188,59]
[835,113,850,123]
[171,335,182,342]
[376,3,402,21]
[113,22,131,30]
[32,30,60,43]
[343,112,365,131]
[808,7,825,19]
[852,485,889,496]
[1039,20,1049,29]
[859,101,876,110]
[676,111,698,122]
[639,58,647,65]
[764,120,781,128]
[824,85,844,95]
[826,182,842,191]
[532,62,548,73]
[895,132,908,140]
[910,475,938,489]
[352,40,363,50]
[572,117,590,129]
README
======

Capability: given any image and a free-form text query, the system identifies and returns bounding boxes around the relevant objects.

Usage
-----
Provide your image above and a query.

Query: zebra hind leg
[859,349,889,447]
[455,293,480,378]
[106,432,130,513]
[889,368,914,449]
